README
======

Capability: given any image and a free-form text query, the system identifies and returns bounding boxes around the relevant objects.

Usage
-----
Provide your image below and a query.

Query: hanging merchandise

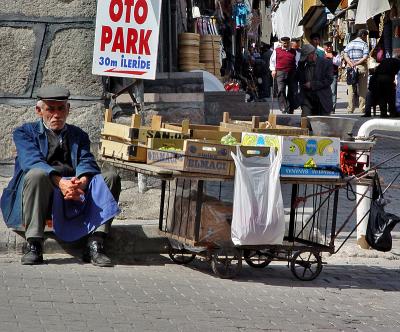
[260,1,272,45]
[196,16,220,35]
[247,9,261,40]
[192,5,201,19]
[230,147,285,245]
[233,0,250,29]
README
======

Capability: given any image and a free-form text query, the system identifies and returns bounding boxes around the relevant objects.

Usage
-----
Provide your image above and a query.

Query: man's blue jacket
[1,120,101,229]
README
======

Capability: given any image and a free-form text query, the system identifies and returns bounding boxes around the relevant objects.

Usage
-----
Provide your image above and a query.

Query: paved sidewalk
[0,251,399,332]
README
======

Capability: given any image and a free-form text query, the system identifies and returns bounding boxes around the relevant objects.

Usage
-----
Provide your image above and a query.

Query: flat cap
[291,37,300,42]
[36,86,70,101]
[280,36,290,42]
[300,44,316,62]
[323,40,333,45]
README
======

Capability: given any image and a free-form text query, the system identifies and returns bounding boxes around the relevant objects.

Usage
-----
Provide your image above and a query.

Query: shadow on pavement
[233,264,400,291]
[44,253,172,266]
[169,258,400,291]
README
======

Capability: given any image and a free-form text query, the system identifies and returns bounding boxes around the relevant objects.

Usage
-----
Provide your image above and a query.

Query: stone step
[1,220,171,257]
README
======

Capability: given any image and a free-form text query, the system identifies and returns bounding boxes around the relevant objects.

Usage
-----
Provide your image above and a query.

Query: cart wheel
[211,249,242,279]
[243,249,272,268]
[168,248,196,265]
[290,250,323,281]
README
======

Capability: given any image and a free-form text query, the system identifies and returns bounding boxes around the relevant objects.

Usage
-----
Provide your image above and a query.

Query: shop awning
[320,0,342,14]
[272,0,303,39]
[355,0,391,25]
[298,5,326,29]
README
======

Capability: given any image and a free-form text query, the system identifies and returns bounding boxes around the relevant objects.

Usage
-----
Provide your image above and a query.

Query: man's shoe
[82,240,113,267]
[21,241,43,265]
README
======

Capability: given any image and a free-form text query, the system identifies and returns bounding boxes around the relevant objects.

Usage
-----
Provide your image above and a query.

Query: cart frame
[102,157,373,280]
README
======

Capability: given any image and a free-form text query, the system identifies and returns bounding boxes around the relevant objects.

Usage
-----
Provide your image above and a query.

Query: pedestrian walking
[269,36,300,114]
[309,33,325,58]
[0,86,121,266]
[296,44,334,116]
[324,41,341,112]
[343,29,369,114]
[291,37,301,52]
[368,57,400,118]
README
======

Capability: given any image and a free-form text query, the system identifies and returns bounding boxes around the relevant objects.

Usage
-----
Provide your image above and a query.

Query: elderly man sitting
[1,86,121,266]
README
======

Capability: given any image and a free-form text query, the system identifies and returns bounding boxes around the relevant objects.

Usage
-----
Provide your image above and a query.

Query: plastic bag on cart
[366,176,400,252]
[230,147,285,245]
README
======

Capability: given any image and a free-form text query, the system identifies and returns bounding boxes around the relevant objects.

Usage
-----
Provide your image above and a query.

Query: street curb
[0,222,171,256]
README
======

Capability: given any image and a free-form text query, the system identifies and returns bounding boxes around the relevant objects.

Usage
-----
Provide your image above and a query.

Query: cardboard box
[147,139,270,175]
[147,149,234,176]
[241,133,340,169]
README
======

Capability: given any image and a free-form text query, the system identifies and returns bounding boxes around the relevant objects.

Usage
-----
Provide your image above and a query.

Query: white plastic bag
[231,147,285,245]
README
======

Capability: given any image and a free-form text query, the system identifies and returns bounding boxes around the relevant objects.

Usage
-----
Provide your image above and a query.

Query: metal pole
[134,78,148,193]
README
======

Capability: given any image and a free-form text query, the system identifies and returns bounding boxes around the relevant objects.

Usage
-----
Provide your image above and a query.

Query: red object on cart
[340,145,368,176]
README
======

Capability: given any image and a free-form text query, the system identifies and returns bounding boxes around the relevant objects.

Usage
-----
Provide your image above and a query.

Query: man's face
[36,100,70,131]
[282,40,290,49]
[324,44,333,53]
[291,41,300,49]
[311,37,320,47]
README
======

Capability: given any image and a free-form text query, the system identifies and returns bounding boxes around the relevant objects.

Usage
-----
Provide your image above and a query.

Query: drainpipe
[355,119,400,245]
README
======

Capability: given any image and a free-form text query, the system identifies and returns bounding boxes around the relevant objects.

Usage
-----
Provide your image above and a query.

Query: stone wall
[0,1,102,160]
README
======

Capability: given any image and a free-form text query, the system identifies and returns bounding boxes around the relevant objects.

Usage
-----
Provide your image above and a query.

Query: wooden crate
[164,122,242,142]
[101,110,190,144]
[221,112,309,136]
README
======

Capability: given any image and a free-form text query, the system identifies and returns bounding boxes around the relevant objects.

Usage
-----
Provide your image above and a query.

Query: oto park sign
[92,0,162,80]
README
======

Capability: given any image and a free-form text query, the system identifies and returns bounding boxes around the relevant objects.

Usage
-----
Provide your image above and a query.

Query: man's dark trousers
[276,70,296,114]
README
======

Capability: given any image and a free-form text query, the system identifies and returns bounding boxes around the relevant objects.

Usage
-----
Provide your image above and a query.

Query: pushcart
[102,157,373,281]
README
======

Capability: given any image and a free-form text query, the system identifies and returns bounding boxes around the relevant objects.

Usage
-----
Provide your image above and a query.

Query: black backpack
[346,67,359,85]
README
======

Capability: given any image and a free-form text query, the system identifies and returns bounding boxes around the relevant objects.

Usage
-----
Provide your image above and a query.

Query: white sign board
[92,0,162,80]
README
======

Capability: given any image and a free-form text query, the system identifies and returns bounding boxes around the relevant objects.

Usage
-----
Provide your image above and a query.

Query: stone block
[67,101,104,144]
[0,27,36,96]
[143,72,204,93]
[41,28,102,97]
[141,102,205,125]
[0,103,37,159]
[0,0,97,18]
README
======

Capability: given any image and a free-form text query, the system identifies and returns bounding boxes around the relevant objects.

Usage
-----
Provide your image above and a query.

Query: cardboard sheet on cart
[241,133,341,178]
